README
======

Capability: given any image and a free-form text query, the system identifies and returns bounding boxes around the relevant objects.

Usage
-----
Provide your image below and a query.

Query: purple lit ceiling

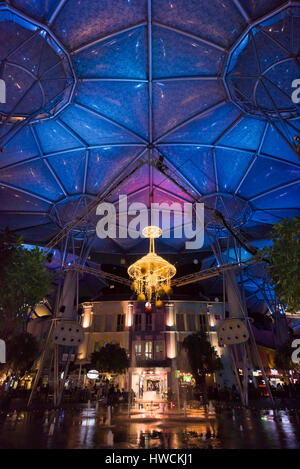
[0,1,299,306]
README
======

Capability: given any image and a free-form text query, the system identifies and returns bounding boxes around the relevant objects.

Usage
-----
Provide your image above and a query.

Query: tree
[90,343,129,375]
[6,332,40,376]
[182,333,222,391]
[255,217,300,313]
[0,230,53,339]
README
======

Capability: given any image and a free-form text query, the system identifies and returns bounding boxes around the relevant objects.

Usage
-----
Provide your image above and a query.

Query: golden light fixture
[128,226,176,303]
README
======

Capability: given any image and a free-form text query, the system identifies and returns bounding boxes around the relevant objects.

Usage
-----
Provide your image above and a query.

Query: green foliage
[90,343,130,374]
[275,338,300,374]
[255,217,300,313]
[0,230,53,338]
[6,332,40,375]
[182,332,222,386]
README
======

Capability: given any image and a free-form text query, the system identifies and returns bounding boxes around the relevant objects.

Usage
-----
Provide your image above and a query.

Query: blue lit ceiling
[0,0,299,273]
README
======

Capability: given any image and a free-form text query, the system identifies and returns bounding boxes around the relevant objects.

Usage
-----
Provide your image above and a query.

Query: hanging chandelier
[128,226,176,304]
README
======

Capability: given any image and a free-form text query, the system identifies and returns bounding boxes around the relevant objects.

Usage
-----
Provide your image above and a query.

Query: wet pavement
[0,402,300,449]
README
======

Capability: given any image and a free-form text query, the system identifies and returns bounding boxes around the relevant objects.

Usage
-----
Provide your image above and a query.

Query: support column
[127,302,134,394]
[127,302,134,328]
[82,303,93,329]
[165,302,179,405]
[58,270,77,321]
[165,302,175,327]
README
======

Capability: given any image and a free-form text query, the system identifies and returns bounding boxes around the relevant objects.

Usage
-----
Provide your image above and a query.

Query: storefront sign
[87,369,99,380]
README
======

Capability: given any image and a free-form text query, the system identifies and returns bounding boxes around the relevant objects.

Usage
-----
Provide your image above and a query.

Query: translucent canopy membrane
[0,0,299,309]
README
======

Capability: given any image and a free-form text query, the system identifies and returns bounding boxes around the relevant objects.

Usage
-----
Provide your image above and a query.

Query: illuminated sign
[183,375,192,383]
[87,370,99,380]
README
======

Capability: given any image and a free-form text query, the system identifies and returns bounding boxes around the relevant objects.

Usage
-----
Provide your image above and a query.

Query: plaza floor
[0,402,300,449]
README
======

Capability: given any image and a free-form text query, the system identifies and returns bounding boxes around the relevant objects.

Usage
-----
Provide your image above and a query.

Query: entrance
[131,368,168,402]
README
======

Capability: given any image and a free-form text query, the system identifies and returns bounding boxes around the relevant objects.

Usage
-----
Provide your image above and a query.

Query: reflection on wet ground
[0,402,300,449]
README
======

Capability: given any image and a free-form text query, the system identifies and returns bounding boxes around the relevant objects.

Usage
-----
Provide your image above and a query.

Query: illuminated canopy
[0,0,299,309]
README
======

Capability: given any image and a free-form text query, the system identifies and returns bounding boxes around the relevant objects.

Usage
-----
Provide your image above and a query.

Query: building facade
[78,300,233,400]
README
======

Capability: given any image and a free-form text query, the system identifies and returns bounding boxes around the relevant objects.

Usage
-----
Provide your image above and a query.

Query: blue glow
[153,80,226,139]
[75,81,149,139]
[152,25,225,78]
[72,27,147,80]
[0,0,299,307]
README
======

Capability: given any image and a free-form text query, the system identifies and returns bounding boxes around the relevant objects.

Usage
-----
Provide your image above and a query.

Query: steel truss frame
[21,0,294,409]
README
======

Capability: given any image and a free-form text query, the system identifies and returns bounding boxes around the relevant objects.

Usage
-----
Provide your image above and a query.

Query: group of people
[269,381,300,398]
[205,380,300,402]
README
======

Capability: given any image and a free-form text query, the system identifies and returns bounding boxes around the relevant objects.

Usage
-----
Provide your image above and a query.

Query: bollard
[48,422,55,436]
[107,405,111,426]
[44,410,49,425]
[107,430,114,446]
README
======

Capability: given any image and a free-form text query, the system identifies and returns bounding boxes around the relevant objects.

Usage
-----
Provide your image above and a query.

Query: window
[176,313,185,331]
[105,315,112,332]
[145,314,152,331]
[154,312,164,331]
[93,316,101,332]
[145,341,152,359]
[135,342,142,358]
[117,314,125,331]
[135,314,142,331]
[155,341,164,359]
[187,314,195,331]
[199,315,207,332]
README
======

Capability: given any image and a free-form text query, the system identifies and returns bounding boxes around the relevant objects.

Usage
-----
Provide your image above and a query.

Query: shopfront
[130,367,169,401]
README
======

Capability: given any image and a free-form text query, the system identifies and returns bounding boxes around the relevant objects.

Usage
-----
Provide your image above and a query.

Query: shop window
[176,313,185,331]
[187,314,195,331]
[105,315,112,332]
[117,314,125,331]
[135,314,142,331]
[145,313,152,331]
[145,341,152,360]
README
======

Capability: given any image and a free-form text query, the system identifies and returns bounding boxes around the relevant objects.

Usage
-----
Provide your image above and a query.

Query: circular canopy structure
[0,0,299,307]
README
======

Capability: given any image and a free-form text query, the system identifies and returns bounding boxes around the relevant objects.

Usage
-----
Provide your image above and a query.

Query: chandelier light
[127,226,176,304]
